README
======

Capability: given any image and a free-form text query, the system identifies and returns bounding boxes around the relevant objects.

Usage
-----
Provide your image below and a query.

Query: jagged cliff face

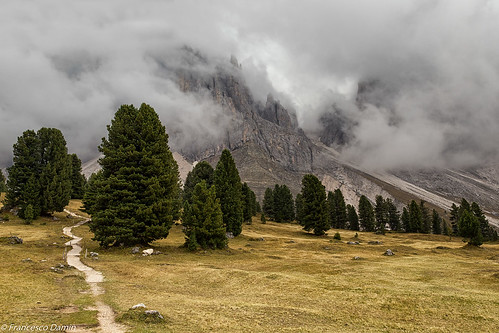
[176,63,314,174]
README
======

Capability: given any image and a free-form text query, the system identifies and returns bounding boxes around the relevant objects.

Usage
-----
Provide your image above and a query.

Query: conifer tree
[420,201,432,234]
[295,193,304,224]
[273,184,294,222]
[374,195,387,234]
[458,209,482,246]
[333,189,347,229]
[386,198,400,231]
[84,104,181,246]
[214,149,243,236]
[432,209,442,235]
[262,187,274,220]
[327,191,337,228]
[6,128,72,219]
[0,170,6,192]
[6,130,41,218]
[38,128,72,214]
[183,161,214,204]
[358,195,375,232]
[23,204,34,225]
[182,181,227,250]
[449,203,459,235]
[70,154,86,199]
[299,174,329,235]
[401,207,410,232]
[408,200,423,233]
[241,182,256,223]
[346,204,359,231]
[261,212,266,224]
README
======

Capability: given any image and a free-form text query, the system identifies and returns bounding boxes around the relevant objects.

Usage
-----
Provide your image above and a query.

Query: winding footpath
[63,210,126,333]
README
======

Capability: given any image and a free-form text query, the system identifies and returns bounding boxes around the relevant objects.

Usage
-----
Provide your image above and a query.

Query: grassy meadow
[1,199,498,332]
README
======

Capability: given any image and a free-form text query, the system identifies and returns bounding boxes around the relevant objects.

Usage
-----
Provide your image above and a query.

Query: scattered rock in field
[52,216,59,221]
[353,256,362,260]
[286,240,296,243]
[368,241,383,245]
[131,303,147,310]
[36,301,41,304]
[142,249,154,256]
[436,246,450,250]
[51,266,63,273]
[226,232,234,239]
[249,237,265,241]
[40,259,47,262]
[347,241,360,245]
[324,246,331,250]
[10,208,18,216]
[9,236,23,244]
[384,249,395,256]
[66,214,73,219]
[21,258,32,262]
[131,246,140,254]
[152,251,162,255]
[90,252,99,258]
[144,310,164,320]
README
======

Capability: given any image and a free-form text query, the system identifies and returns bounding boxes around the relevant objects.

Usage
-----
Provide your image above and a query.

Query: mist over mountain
[1,1,499,172]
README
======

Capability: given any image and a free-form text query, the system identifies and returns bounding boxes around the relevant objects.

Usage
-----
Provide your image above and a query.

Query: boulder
[142,249,154,256]
[21,258,32,262]
[131,246,140,254]
[384,249,395,256]
[144,310,164,320]
[90,252,99,257]
[368,241,383,245]
[353,256,362,260]
[347,241,360,245]
[226,232,234,239]
[9,236,23,244]
[131,303,147,310]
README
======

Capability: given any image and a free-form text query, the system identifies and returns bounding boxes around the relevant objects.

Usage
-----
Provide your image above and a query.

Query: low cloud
[1,1,498,170]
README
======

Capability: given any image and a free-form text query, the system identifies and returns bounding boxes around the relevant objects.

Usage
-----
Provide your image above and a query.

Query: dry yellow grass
[1,199,498,332]
[71,213,499,333]
[0,210,98,329]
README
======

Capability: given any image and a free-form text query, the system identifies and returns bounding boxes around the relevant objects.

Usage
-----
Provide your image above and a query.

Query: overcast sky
[1,0,498,170]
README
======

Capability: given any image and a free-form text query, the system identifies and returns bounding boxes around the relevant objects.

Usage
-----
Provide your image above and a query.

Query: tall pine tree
[70,154,86,199]
[298,174,329,236]
[358,195,375,232]
[262,187,274,220]
[214,149,243,236]
[0,170,6,192]
[84,104,181,246]
[183,161,214,204]
[346,204,360,231]
[182,181,227,250]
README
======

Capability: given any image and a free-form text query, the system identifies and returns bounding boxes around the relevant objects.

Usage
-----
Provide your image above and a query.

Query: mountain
[82,53,499,228]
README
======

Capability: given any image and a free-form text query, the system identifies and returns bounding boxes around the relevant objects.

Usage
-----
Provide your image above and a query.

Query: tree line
[2,103,496,248]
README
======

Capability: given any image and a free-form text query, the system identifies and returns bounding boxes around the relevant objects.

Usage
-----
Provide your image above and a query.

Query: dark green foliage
[182,181,227,250]
[298,174,329,236]
[0,170,6,192]
[333,232,341,240]
[183,161,214,204]
[262,188,274,219]
[272,184,295,222]
[432,209,442,235]
[449,203,459,235]
[6,128,72,219]
[70,154,86,199]
[358,195,375,232]
[242,183,257,223]
[38,128,72,213]
[23,204,33,225]
[471,202,497,241]
[407,200,423,233]
[83,171,103,216]
[84,104,181,247]
[256,201,261,214]
[346,204,359,231]
[374,195,387,234]
[419,201,431,234]
[328,189,347,229]
[386,199,400,231]
[295,193,304,224]
[459,210,483,246]
[214,149,243,237]
[261,213,266,224]
[401,207,410,232]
